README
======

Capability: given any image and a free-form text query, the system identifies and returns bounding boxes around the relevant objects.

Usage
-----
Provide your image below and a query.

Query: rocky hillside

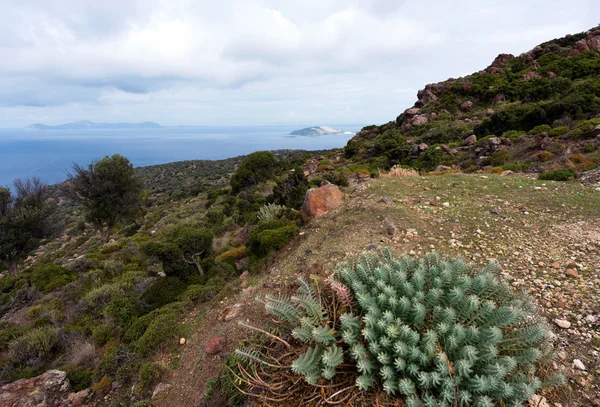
[344,26,600,177]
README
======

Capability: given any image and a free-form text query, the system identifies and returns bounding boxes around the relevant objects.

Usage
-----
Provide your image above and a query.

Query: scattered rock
[554,319,571,329]
[0,370,71,407]
[221,303,242,322]
[529,394,550,407]
[565,269,579,278]
[152,383,171,399]
[462,135,477,146]
[417,143,429,152]
[573,359,586,371]
[205,337,226,355]
[239,271,249,279]
[434,165,451,172]
[180,337,186,345]
[384,220,397,236]
[460,101,474,112]
[488,137,502,145]
[551,262,561,269]
[301,184,344,221]
[66,389,90,407]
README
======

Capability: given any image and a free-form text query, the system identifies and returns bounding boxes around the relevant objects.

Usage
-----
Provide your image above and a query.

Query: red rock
[462,135,477,146]
[460,101,474,112]
[205,337,226,354]
[570,39,590,56]
[301,184,343,221]
[0,370,71,407]
[66,389,90,407]
[565,269,579,278]
[521,71,541,81]
[410,115,428,126]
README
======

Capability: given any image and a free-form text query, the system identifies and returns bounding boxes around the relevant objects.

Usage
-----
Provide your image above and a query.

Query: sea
[0,125,361,187]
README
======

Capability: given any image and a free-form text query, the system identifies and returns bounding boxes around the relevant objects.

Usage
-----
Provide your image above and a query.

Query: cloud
[0,0,598,125]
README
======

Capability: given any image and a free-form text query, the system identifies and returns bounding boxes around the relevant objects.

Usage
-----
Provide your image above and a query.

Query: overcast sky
[0,0,598,127]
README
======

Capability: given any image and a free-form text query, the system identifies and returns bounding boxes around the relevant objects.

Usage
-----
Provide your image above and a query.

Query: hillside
[344,26,600,177]
[1,27,600,407]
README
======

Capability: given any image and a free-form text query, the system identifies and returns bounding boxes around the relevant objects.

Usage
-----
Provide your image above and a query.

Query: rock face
[301,184,343,221]
[0,370,71,407]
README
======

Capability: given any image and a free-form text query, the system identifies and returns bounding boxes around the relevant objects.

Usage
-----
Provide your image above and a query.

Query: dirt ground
[152,174,600,407]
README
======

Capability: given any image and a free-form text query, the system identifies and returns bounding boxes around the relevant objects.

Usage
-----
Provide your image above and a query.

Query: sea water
[0,125,360,187]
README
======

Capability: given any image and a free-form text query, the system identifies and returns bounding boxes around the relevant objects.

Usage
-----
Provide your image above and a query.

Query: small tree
[0,178,56,276]
[64,154,143,242]
[230,151,280,194]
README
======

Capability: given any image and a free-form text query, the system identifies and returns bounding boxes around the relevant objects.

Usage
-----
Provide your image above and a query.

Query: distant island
[290,126,354,137]
[26,120,162,130]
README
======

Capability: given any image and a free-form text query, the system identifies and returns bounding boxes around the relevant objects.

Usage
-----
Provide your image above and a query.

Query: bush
[82,283,124,309]
[271,171,309,210]
[527,124,552,135]
[536,151,555,162]
[216,246,246,262]
[230,152,280,193]
[8,326,61,363]
[237,251,563,406]
[247,221,299,266]
[585,143,597,153]
[0,321,26,351]
[571,119,600,138]
[138,362,163,391]
[92,323,114,346]
[140,277,187,310]
[135,313,178,356]
[257,203,285,222]
[181,278,225,304]
[539,168,577,181]
[548,126,569,137]
[60,364,93,392]
[124,313,155,343]
[29,263,75,292]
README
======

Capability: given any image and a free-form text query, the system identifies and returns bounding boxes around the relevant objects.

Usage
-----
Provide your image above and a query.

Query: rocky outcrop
[486,53,515,74]
[0,370,71,407]
[301,184,343,220]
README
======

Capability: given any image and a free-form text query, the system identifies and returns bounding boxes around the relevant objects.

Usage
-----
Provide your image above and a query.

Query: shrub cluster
[237,251,562,406]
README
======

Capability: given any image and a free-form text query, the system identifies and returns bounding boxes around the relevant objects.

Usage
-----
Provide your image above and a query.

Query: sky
[0,0,598,128]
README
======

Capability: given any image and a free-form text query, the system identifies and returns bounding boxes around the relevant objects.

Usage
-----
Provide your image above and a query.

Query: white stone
[572,359,586,370]
[179,338,186,345]
[553,319,571,329]
[442,202,450,207]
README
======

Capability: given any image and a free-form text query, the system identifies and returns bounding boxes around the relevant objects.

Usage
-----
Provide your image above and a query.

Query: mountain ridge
[26,120,162,130]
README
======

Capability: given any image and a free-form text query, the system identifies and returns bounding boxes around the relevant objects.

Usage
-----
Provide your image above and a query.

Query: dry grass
[378,166,419,178]
[65,337,97,367]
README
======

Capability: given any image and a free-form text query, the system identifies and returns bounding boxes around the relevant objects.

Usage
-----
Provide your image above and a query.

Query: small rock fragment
[573,359,586,371]
[554,319,571,329]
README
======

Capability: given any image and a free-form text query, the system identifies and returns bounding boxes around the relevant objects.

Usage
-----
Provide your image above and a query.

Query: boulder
[205,337,226,355]
[404,107,420,116]
[521,71,541,81]
[303,159,318,176]
[462,135,477,146]
[588,35,600,53]
[460,101,474,112]
[0,370,71,407]
[488,137,502,145]
[301,184,343,221]
[410,115,429,126]
[591,125,600,138]
[417,143,429,152]
[570,39,590,56]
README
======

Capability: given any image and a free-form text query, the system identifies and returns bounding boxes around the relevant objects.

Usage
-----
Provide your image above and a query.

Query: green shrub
[257,203,285,222]
[230,151,280,193]
[247,221,299,266]
[102,259,124,276]
[571,119,600,138]
[104,293,141,329]
[0,321,26,350]
[60,364,93,392]
[181,278,225,304]
[135,313,178,356]
[82,283,124,308]
[489,150,510,166]
[502,162,531,172]
[124,313,155,343]
[140,277,187,310]
[92,323,114,346]
[271,171,309,210]
[8,326,61,363]
[237,251,563,406]
[29,263,75,292]
[539,168,577,181]
[138,362,163,391]
[527,124,552,135]
[585,143,597,153]
[548,126,569,137]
